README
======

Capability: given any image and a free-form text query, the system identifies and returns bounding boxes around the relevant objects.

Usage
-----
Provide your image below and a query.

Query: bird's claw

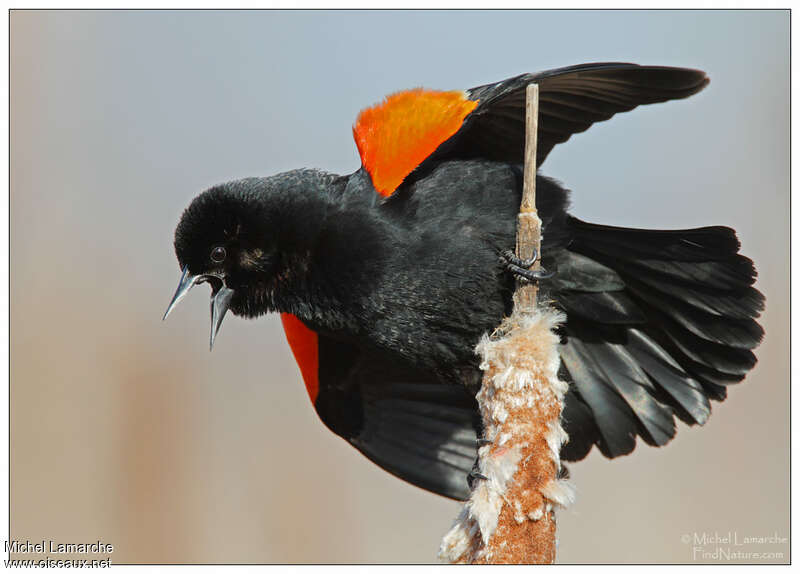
[501,249,537,269]
[476,438,494,447]
[500,249,555,281]
[508,264,556,281]
[467,469,489,489]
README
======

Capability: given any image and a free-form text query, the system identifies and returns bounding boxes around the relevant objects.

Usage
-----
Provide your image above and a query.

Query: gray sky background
[11,10,788,563]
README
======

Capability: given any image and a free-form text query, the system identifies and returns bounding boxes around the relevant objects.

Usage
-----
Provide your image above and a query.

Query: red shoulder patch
[353,89,478,197]
[280,312,319,403]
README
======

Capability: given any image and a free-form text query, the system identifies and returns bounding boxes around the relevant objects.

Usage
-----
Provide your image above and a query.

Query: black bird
[164,63,764,500]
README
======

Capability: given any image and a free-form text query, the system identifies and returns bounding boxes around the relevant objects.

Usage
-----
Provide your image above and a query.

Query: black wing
[408,62,708,182]
[312,335,478,501]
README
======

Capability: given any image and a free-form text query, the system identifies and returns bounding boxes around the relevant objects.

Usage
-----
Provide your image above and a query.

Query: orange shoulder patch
[280,312,319,403]
[353,89,478,197]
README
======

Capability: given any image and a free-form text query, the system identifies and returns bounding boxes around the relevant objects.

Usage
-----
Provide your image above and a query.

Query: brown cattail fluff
[439,306,574,564]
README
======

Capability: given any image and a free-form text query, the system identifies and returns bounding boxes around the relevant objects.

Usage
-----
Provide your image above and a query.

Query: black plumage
[167,63,764,500]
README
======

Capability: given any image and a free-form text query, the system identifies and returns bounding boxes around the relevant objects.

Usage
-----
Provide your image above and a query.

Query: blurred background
[11,10,788,564]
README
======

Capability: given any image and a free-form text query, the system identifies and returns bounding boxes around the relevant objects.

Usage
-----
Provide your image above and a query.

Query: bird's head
[163,174,328,348]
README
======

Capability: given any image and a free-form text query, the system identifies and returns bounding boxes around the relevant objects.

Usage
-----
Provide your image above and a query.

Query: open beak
[163,265,235,350]
[209,282,234,350]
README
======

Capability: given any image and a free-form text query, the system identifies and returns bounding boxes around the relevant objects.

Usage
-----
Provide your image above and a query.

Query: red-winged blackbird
[165,63,764,500]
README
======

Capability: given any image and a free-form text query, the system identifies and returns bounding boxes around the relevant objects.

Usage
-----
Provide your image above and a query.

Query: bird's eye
[210,246,227,263]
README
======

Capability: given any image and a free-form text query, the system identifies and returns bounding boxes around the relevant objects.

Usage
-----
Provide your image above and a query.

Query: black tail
[554,217,764,461]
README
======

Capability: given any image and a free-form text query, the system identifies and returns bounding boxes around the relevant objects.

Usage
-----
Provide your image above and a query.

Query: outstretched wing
[352,62,709,196]
[454,62,708,167]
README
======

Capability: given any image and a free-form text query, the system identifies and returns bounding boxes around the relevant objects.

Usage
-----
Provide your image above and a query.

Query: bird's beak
[209,282,234,351]
[163,266,199,321]
[163,265,235,350]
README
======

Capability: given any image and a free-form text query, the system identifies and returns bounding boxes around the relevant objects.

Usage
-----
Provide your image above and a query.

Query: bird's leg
[500,249,555,281]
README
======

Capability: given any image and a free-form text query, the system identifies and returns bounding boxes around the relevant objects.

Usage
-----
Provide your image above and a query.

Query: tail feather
[623,257,757,290]
[624,329,711,424]
[654,313,758,375]
[565,336,677,447]
[568,219,743,260]
[558,290,646,324]
[559,374,601,460]
[557,216,764,461]
[627,271,764,319]
[560,339,641,458]
[625,280,764,349]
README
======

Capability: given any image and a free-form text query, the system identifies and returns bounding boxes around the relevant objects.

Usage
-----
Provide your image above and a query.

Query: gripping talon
[467,470,489,489]
[501,248,538,269]
[501,249,555,281]
[507,263,556,282]
[476,438,493,447]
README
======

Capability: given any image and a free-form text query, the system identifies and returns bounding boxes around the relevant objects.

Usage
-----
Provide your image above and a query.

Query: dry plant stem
[514,84,541,312]
[439,84,572,564]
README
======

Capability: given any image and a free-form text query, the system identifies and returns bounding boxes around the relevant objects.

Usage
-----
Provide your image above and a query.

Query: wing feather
[352,63,708,197]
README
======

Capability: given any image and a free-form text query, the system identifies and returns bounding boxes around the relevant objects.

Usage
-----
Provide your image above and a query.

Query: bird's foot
[476,438,493,447]
[501,249,537,269]
[500,249,555,281]
[467,469,488,490]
